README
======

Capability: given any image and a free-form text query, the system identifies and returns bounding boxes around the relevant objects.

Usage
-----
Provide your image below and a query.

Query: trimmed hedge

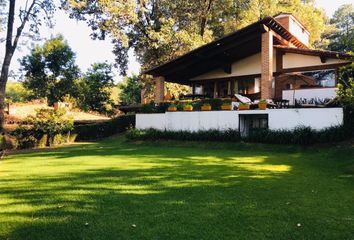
[74,114,135,141]
[126,128,241,142]
[126,124,353,145]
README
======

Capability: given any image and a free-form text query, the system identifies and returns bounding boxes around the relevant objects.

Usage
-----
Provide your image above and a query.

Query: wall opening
[239,114,269,137]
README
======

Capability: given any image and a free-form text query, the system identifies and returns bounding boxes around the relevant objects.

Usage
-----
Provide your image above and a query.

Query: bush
[37,134,48,148]
[127,124,352,145]
[74,114,135,141]
[11,108,74,149]
[25,108,74,138]
[126,128,241,142]
[0,134,19,150]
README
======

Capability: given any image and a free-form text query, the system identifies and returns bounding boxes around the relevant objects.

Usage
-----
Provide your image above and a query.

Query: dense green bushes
[11,108,75,149]
[126,124,353,145]
[74,114,135,141]
[127,128,240,142]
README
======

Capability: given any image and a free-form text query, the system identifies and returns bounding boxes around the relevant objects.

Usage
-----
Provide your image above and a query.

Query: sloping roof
[274,45,353,60]
[145,16,309,84]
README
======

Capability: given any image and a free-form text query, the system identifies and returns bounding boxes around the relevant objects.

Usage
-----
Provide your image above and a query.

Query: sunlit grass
[0,136,353,239]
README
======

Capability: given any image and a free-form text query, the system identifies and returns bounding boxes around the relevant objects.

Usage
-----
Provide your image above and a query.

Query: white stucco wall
[282,88,337,105]
[191,52,277,80]
[135,113,166,130]
[283,53,350,69]
[136,108,343,132]
[268,108,343,130]
[288,17,310,46]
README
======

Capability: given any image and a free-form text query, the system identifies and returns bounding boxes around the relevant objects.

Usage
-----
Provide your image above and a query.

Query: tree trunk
[0,0,16,132]
[200,0,213,37]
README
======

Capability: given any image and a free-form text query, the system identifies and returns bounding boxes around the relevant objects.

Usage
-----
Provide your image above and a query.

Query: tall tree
[20,35,80,105]
[329,4,354,52]
[118,75,142,105]
[0,0,55,130]
[62,0,326,100]
[80,62,115,114]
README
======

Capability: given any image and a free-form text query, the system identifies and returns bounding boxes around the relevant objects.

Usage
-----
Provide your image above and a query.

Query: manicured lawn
[0,136,353,240]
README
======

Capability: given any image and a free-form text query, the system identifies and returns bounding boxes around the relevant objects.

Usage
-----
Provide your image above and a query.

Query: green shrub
[18,135,38,149]
[74,114,135,141]
[11,108,74,149]
[25,108,74,138]
[126,128,241,142]
[127,124,352,145]
[37,134,48,148]
[49,134,65,146]
[0,134,19,150]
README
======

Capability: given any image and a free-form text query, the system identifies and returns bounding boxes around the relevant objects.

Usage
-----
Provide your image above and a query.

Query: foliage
[328,4,354,52]
[118,75,142,105]
[20,35,80,105]
[336,64,354,130]
[11,108,74,149]
[62,0,326,100]
[0,133,18,150]
[77,62,115,114]
[24,108,74,138]
[5,82,32,103]
[0,0,55,130]
[127,124,353,145]
[74,114,135,141]
[126,128,241,142]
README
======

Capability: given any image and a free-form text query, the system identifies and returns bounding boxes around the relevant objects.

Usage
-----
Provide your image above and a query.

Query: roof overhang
[144,17,312,84]
[274,45,354,61]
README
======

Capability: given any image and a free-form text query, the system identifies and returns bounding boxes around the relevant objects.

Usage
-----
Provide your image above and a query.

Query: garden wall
[282,88,336,105]
[136,108,343,132]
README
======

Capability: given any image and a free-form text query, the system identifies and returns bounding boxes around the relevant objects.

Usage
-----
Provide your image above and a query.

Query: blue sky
[4,0,354,82]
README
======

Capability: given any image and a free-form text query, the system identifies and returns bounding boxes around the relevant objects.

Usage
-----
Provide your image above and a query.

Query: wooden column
[154,76,165,103]
[213,81,218,98]
[261,30,274,99]
[230,80,235,95]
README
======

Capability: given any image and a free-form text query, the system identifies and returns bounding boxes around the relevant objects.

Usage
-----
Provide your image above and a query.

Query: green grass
[0,136,353,240]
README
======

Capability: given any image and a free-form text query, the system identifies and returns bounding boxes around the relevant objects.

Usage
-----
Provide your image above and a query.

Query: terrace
[138,14,352,134]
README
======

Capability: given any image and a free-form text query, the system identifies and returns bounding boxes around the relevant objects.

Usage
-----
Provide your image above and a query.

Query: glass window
[302,70,336,87]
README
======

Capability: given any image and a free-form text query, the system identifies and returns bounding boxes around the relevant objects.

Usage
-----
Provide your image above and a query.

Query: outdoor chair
[234,94,276,109]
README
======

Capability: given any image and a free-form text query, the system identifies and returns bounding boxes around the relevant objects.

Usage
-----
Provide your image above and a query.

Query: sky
[2,0,354,82]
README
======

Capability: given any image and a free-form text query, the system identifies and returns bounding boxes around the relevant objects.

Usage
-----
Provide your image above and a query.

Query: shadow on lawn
[0,140,353,240]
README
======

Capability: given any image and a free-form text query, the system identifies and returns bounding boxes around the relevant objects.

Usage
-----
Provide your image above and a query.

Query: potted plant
[167,103,177,112]
[258,99,267,110]
[183,104,193,111]
[201,103,211,111]
[221,102,232,110]
[238,102,250,110]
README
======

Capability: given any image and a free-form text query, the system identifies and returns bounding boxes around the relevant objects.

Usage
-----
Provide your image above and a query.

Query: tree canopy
[329,4,354,52]
[20,35,80,105]
[118,75,142,105]
[0,0,55,130]
[61,0,327,102]
[80,62,115,114]
[62,0,326,73]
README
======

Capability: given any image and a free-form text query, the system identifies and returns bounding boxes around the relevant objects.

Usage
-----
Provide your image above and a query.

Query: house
[137,13,353,134]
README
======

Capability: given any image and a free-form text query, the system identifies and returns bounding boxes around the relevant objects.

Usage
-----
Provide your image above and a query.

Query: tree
[80,62,115,114]
[20,35,80,105]
[0,0,55,130]
[118,75,142,105]
[5,81,32,103]
[329,4,354,52]
[62,0,326,101]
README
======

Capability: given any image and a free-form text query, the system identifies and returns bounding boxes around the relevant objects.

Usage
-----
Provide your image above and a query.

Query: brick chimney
[274,13,310,47]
